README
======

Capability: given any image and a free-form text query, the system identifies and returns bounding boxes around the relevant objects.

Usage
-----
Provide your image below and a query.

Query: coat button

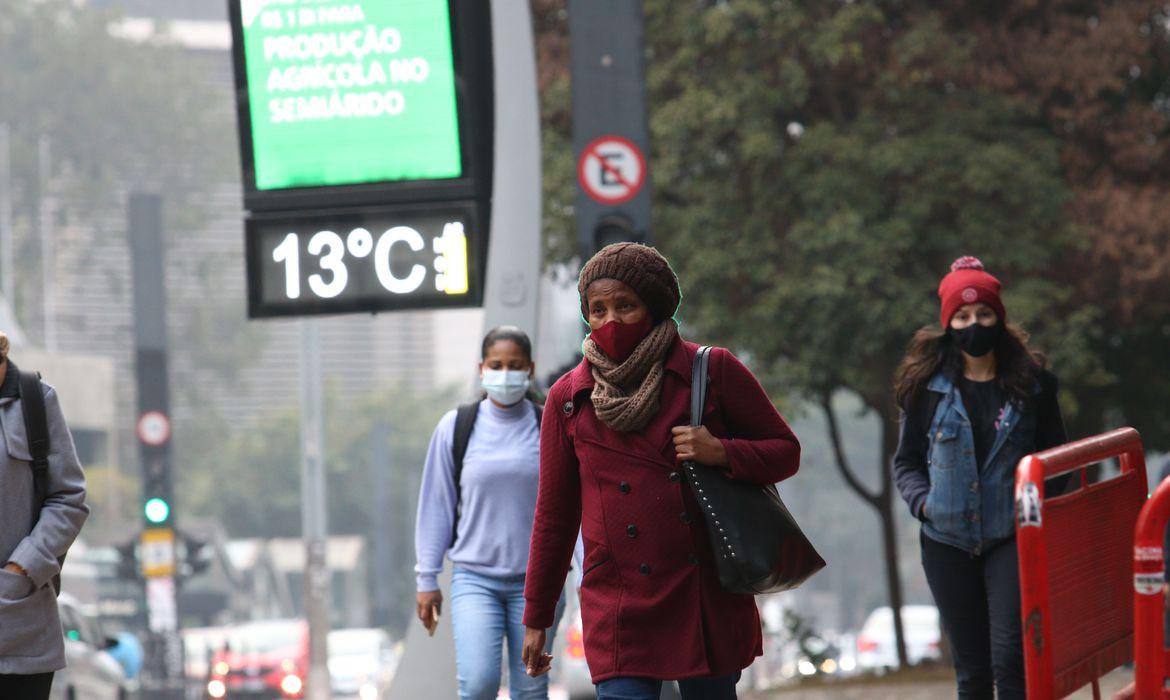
[562,401,574,415]
[626,525,638,538]
[619,481,630,494]
[668,471,681,483]
[679,512,692,525]
[638,563,650,575]
[688,554,699,566]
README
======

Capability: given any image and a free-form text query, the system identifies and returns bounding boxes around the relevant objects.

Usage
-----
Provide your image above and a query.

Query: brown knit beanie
[578,243,681,322]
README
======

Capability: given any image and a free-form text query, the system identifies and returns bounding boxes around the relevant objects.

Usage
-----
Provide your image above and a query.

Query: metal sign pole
[299,319,331,700]
[482,0,542,336]
[569,0,653,256]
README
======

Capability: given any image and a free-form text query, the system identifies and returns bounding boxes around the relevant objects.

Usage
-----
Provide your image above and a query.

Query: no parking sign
[578,135,646,206]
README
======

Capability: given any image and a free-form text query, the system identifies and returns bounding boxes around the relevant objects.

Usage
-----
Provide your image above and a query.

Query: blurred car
[183,626,229,699]
[327,628,397,700]
[52,593,129,700]
[855,605,941,671]
[206,619,308,699]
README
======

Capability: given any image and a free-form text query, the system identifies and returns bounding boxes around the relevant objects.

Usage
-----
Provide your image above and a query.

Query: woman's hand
[672,426,728,467]
[416,590,442,632]
[521,626,552,677]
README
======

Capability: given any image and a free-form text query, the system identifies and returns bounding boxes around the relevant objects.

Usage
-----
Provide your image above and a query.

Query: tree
[176,382,457,635]
[950,2,1170,446]
[531,0,1170,660]
[643,1,1103,666]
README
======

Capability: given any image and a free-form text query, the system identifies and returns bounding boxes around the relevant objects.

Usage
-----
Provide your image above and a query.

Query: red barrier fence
[1016,427,1148,699]
[1133,472,1170,698]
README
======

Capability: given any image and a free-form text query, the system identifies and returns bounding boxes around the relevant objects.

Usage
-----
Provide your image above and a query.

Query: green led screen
[239,0,464,190]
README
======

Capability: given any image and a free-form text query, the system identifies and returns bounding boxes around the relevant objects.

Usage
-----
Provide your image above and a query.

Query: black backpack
[449,399,542,546]
[17,367,64,595]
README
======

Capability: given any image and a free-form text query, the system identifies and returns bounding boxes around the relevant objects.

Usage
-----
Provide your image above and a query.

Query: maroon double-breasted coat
[523,338,801,682]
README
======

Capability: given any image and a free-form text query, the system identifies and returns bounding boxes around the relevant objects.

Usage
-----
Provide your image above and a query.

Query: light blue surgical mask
[481,369,531,406]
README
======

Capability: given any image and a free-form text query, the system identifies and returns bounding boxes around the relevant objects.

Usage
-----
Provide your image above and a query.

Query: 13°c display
[246,204,480,318]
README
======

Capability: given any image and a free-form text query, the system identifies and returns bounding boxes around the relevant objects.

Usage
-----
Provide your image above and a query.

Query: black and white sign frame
[245,201,485,318]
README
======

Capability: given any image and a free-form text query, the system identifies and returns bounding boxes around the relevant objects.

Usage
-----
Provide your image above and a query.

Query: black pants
[921,531,1024,700]
[0,672,54,700]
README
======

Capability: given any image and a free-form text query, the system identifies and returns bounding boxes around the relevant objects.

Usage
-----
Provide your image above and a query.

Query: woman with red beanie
[519,243,801,700]
[893,257,1067,699]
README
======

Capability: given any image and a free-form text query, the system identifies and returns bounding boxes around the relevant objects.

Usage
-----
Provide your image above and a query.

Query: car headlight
[207,679,227,699]
[280,673,303,696]
[359,683,379,700]
[213,661,230,676]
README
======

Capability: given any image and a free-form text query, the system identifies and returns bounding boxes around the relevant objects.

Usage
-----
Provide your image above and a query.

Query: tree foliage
[0,0,230,212]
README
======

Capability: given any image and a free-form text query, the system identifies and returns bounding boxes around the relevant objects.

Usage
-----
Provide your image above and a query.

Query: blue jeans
[450,567,565,700]
[596,673,740,700]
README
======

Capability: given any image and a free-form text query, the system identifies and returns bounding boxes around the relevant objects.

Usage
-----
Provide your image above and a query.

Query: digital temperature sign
[228,0,494,318]
[235,0,463,192]
[245,204,482,317]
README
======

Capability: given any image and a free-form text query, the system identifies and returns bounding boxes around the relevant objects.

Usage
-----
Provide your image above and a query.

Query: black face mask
[950,322,1002,358]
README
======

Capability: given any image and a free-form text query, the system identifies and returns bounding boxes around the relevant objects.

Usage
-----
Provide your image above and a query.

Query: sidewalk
[745,667,1132,699]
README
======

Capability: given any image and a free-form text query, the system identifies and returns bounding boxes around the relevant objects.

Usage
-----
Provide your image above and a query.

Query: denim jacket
[920,373,1038,554]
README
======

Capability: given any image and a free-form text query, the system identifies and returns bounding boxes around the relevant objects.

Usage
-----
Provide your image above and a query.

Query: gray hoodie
[0,363,89,674]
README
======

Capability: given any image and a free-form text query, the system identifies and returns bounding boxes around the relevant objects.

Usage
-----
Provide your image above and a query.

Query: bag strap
[450,401,482,546]
[18,369,50,529]
[16,367,65,595]
[691,346,713,427]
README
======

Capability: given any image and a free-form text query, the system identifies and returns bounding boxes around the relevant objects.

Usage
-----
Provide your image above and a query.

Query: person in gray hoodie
[0,334,88,699]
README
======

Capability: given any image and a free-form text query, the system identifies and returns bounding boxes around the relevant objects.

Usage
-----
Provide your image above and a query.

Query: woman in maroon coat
[520,243,801,700]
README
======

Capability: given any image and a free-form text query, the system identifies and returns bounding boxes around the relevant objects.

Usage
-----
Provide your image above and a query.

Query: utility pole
[371,416,394,628]
[481,0,543,336]
[299,319,331,700]
[38,136,55,352]
[0,124,14,308]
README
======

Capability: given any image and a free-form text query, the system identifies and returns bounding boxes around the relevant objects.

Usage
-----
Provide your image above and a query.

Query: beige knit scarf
[583,319,679,433]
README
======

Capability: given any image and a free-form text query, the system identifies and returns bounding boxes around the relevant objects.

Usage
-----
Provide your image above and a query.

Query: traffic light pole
[299,319,331,700]
[128,192,185,700]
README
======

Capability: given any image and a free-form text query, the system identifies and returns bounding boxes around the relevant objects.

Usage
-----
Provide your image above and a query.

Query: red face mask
[590,317,654,363]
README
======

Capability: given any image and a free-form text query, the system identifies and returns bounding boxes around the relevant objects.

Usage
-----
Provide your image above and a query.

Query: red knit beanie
[937,256,1005,328]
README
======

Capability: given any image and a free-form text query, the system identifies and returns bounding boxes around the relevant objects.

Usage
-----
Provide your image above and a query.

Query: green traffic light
[144,497,170,524]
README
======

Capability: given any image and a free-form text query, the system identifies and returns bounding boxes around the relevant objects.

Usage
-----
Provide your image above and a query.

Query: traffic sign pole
[299,320,331,700]
[570,0,653,256]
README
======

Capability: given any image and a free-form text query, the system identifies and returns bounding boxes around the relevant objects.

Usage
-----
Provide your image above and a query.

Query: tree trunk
[878,415,909,669]
[821,392,909,668]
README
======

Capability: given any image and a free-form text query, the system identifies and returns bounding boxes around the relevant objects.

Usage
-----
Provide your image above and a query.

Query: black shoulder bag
[18,368,64,595]
[681,346,825,594]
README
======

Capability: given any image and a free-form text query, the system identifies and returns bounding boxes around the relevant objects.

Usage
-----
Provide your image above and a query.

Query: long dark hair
[893,322,1047,410]
[481,326,542,404]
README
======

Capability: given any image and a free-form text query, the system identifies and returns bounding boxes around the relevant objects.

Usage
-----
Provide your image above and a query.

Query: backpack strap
[18,369,50,526]
[449,399,543,546]
[450,401,482,546]
[17,368,63,594]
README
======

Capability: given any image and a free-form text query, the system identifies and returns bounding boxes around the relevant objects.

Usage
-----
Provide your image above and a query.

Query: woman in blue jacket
[893,257,1067,700]
[413,326,573,700]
